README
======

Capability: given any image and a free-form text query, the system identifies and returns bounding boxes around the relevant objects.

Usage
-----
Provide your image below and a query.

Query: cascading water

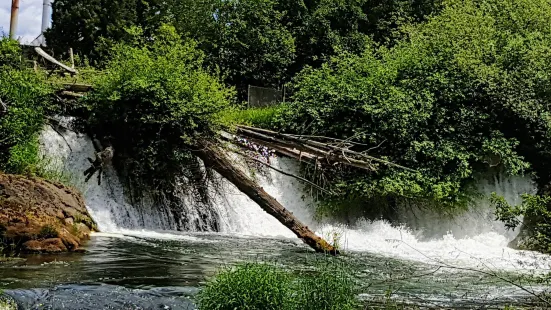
[39,120,178,232]
[39,120,551,271]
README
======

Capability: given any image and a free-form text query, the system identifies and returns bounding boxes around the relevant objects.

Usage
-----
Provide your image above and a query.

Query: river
[0,123,549,309]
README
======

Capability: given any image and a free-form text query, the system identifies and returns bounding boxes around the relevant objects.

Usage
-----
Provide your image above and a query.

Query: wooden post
[247,84,251,108]
[69,48,75,69]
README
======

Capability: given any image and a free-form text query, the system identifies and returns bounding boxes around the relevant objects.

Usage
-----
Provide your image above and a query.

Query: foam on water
[39,122,551,271]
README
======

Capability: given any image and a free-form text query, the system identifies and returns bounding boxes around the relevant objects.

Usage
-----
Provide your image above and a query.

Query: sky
[1,0,50,43]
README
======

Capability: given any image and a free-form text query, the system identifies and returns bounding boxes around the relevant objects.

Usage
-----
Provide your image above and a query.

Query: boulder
[0,174,96,253]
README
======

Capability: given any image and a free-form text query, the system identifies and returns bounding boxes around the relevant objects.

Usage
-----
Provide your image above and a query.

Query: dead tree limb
[230,148,334,195]
[236,127,377,171]
[193,140,339,255]
[238,126,415,172]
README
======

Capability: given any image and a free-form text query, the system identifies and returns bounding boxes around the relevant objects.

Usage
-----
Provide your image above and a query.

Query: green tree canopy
[46,0,441,97]
[86,25,233,188]
[278,0,551,214]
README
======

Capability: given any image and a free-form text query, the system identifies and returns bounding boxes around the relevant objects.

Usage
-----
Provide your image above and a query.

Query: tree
[208,0,296,98]
[45,0,160,63]
[277,0,551,217]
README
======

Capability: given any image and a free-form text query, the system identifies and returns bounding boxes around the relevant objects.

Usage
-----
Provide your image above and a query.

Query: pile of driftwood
[233,125,413,173]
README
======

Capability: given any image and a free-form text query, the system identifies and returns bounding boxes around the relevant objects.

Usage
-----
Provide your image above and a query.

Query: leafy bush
[493,193,551,253]
[197,261,359,310]
[38,224,59,239]
[0,38,20,68]
[277,0,551,214]
[86,25,233,189]
[0,38,54,175]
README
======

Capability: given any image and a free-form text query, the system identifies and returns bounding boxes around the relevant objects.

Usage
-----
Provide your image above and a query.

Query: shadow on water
[0,232,547,309]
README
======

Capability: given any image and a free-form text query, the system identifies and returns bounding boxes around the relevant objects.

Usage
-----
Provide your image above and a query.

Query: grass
[38,224,59,239]
[218,106,280,129]
[197,260,359,310]
[198,262,292,310]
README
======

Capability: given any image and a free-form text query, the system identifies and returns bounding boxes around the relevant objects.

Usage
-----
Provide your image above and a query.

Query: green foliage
[46,0,145,63]
[87,24,233,187]
[197,261,359,310]
[278,0,551,212]
[493,193,551,253]
[209,0,296,97]
[218,107,280,129]
[491,193,523,231]
[0,38,54,175]
[0,294,17,310]
[45,0,442,96]
[291,259,359,310]
[198,263,293,310]
[38,224,59,239]
[0,38,21,68]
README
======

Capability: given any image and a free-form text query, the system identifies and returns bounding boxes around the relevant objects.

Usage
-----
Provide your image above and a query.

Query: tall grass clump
[291,259,359,310]
[197,262,293,310]
[218,106,280,129]
[197,260,359,310]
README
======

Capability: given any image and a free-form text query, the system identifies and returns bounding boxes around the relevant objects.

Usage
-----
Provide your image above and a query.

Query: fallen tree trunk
[193,140,339,255]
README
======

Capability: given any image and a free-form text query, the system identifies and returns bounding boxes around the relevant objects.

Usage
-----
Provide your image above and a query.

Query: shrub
[0,37,54,175]
[86,24,233,190]
[38,224,59,239]
[493,193,551,253]
[277,0,551,214]
[197,263,293,310]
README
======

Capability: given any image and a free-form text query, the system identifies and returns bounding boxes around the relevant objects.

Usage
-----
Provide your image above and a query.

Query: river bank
[0,174,96,254]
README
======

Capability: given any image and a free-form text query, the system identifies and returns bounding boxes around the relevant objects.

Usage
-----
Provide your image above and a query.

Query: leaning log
[193,140,339,255]
[35,47,78,74]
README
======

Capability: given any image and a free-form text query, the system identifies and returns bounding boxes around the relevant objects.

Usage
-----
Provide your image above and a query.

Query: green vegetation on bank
[0,38,57,177]
[218,106,279,129]
[197,261,358,310]
[275,0,551,225]
[85,25,233,194]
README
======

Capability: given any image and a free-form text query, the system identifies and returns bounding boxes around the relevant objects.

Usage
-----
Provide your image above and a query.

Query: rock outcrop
[0,174,96,253]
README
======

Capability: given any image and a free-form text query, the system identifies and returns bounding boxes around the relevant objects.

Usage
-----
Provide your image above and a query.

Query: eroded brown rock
[0,174,96,253]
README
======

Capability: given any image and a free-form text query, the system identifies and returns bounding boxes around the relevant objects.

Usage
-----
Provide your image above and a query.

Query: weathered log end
[304,233,340,255]
[194,140,340,255]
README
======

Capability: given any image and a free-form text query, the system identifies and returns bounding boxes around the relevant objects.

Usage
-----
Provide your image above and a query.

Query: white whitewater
[39,123,551,271]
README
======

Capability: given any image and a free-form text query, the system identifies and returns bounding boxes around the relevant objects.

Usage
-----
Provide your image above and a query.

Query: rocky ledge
[0,174,96,253]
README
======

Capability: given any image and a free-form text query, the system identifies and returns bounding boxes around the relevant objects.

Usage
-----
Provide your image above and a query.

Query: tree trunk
[193,141,339,255]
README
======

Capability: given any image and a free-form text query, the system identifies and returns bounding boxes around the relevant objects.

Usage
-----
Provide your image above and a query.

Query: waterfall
[39,120,550,270]
[38,120,314,237]
[39,120,178,232]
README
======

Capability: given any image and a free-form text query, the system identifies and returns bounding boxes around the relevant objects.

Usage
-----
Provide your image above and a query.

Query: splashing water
[39,122,551,271]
